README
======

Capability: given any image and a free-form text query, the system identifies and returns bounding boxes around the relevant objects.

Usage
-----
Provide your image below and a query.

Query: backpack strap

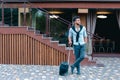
[72,25,83,42]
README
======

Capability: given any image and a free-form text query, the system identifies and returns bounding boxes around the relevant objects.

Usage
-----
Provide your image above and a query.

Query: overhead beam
[4,2,120,8]
[3,0,120,2]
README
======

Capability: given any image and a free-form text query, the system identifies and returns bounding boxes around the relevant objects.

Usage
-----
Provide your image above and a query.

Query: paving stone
[0,57,120,80]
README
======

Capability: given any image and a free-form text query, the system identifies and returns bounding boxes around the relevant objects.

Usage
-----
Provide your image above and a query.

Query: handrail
[3,0,102,40]
[36,8,102,39]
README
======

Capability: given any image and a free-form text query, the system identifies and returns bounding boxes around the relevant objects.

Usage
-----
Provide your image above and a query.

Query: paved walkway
[0,57,120,80]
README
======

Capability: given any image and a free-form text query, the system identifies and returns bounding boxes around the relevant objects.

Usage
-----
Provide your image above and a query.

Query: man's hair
[72,16,80,22]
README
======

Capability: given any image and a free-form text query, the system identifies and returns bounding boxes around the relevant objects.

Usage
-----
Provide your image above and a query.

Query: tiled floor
[0,57,120,80]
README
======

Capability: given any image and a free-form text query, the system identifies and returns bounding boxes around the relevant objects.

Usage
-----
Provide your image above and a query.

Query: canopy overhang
[1,0,120,8]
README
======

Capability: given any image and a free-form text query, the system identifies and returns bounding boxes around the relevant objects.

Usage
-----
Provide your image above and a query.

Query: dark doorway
[95,12,120,53]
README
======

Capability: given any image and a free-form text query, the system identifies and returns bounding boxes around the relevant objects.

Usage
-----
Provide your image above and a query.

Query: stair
[26,27,97,66]
[0,26,96,66]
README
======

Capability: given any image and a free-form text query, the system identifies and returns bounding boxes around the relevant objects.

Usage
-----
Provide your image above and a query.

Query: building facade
[0,0,120,54]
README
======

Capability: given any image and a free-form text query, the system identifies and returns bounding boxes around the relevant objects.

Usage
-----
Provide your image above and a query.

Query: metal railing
[0,0,102,46]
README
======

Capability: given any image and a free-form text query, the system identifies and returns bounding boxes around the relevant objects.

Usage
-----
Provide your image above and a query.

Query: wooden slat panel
[12,34,14,63]
[53,49,55,65]
[22,34,24,64]
[42,43,44,65]
[19,34,24,64]
[0,34,2,64]
[51,48,54,65]
[14,34,17,64]
[29,36,32,64]
[0,29,67,66]
[3,35,5,63]
[25,35,28,64]
[31,37,34,64]
[40,42,42,64]
[50,47,53,65]
[58,51,60,65]
[36,40,39,65]
[18,34,21,64]
[16,34,18,64]
[34,40,37,65]
[42,43,45,65]
[37,40,40,65]
[32,38,35,64]
[39,42,42,64]
[6,34,10,64]
[11,34,14,64]
[49,47,51,65]
[27,36,30,64]
[44,44,46,65]
[13,34,16,64]
[47,46,50,65]
[23,34,25,64]
[9,34,11,64]
[3,35,6,64]
[56,50,58,65]
[4,34,7,64]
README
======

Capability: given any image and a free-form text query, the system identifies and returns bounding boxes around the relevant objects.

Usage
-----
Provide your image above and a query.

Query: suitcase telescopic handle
[67,46,71,64]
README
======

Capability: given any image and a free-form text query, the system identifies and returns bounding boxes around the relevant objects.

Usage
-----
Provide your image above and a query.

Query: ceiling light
[97,11,112,14]
[97,15,107,19]
[49,11,63,14]
[50,15,59,19]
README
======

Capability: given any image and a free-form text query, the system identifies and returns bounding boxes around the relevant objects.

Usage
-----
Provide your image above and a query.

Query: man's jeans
[72,44,86,73]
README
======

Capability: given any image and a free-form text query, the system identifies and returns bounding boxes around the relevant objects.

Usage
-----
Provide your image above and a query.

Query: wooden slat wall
[0,34,67,65]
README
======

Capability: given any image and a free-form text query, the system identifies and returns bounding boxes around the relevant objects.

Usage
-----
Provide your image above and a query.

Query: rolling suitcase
[59,47,71,76]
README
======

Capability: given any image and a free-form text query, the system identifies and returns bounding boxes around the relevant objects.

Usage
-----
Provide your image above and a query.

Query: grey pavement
[0,57,120,80]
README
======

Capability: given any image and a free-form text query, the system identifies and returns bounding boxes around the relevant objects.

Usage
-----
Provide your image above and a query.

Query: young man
[68,16,87,75]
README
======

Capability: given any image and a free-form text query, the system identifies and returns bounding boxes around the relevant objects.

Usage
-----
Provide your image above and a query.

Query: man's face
[75,18,81,25]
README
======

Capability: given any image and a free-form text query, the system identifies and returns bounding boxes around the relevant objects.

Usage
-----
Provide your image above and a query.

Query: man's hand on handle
[68,40,72,47]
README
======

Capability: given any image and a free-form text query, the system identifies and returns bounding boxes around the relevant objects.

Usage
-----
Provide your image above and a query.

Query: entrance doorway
[95,10,120,53]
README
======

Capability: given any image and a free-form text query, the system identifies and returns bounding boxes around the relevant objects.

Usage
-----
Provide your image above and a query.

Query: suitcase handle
[67,46,71,64]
